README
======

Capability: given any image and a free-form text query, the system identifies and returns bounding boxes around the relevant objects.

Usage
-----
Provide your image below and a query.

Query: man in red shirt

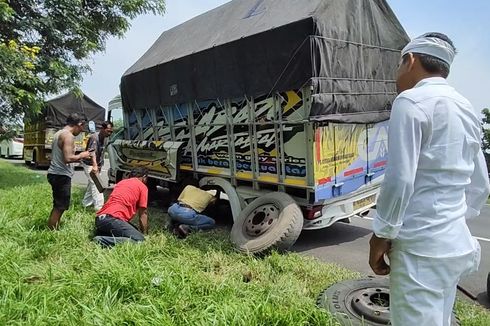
[93,167,149,247]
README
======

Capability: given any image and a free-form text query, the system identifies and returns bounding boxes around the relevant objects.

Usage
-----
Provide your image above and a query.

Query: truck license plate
[353,194,376,211]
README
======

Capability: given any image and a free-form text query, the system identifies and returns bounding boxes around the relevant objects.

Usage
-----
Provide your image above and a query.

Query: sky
[80,0,490,114]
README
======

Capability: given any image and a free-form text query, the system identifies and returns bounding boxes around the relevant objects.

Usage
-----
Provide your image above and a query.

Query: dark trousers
[93,215,144,247]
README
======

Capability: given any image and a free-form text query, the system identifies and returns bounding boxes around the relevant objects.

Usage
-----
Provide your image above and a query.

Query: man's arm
[138,208,148,234]
[86,135,98,173]
[369,97,427,275]
[373,97,427,239]
[59,131,90,163]
[465,149,490,219]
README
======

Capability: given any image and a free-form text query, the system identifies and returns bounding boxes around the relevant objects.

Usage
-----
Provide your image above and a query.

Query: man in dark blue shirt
[81,121,113,210]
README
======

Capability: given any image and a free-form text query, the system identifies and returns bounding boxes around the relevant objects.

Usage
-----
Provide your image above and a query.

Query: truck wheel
[32,151,39,169]
[487,272,489,299]
[231,192,303,254]
[317,277,390,326]
[317,277,459,326]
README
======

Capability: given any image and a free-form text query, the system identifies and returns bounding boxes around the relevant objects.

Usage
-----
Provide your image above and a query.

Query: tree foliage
[482,108,490,152]
[0,0,165,127]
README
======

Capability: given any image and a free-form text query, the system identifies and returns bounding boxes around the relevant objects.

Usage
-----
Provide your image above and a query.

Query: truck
[107,0,409,253]
[23,91,106,167]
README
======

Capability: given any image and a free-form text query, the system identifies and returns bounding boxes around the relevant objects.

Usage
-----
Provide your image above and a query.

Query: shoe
[174,224,191,239]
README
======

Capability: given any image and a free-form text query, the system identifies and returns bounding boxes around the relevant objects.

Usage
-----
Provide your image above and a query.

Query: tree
[0,0,165,127]
[482,108,490,153]
[482,108,490,174]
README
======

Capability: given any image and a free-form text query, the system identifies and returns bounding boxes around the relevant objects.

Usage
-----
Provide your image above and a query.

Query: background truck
[107,0,409,253]
[23,91,106,167]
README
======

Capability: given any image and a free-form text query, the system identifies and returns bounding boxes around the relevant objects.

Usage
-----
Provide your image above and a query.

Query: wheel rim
[243,203,280,237]
[346,286,390,324]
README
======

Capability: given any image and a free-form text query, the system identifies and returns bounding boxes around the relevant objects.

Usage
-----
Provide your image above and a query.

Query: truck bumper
[303,181,381,230]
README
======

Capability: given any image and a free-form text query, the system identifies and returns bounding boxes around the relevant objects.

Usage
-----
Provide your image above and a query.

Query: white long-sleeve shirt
[374,77,490,257]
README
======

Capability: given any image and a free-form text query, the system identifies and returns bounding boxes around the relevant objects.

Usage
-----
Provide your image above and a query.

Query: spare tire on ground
[231,192,303,254]
[317,276,459,326]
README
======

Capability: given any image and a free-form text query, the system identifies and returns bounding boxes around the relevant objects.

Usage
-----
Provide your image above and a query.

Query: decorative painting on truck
[168,91,307,182]
[314,120,389,201]
[193,99,230,174]
[124,89,309,185]
[111,139,183,181]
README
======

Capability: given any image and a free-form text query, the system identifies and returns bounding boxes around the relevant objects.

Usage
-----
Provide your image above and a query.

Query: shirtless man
[47,113,91,229]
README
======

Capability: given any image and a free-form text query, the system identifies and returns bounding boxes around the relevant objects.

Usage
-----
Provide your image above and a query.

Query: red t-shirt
[97,178,148,222]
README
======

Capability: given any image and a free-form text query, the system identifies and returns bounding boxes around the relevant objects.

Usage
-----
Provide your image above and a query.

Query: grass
[0,160,489,325]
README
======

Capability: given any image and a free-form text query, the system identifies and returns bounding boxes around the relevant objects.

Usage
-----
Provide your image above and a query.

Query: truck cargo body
[110,86,388,229]
[23,121,88,166]
[23,92,106,167]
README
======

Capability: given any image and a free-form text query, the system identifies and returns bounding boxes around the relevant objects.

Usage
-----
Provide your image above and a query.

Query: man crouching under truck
[93,167,149,247]
[369,32,490,326]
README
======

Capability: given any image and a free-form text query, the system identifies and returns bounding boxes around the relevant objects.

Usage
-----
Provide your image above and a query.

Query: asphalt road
[2,157,489,307]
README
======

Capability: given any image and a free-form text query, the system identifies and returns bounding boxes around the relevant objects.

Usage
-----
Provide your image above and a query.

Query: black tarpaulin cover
[44,92,106,127]
[121,0,409,123]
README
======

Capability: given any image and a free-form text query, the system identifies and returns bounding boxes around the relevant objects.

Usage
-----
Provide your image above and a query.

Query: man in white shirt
[369,32,490,326]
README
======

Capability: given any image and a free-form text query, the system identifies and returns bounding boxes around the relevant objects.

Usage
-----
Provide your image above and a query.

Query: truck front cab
[106,95,184,187]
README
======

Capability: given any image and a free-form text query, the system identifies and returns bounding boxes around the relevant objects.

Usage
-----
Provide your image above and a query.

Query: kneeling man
[93,167,149,247]
[168,185,217,238]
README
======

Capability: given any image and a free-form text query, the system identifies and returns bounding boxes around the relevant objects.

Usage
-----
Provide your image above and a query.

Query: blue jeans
[93,215,144,247]
[168,203,215,231]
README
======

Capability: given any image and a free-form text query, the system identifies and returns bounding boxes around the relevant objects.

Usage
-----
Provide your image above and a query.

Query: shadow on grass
[0,160,46,190]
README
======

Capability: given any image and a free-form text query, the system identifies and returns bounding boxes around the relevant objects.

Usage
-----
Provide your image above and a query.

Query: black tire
[487,272,489,299]
[32,151,39,169]
[231,192,303,254]
[317,277,459,326]
[317,277,390,326]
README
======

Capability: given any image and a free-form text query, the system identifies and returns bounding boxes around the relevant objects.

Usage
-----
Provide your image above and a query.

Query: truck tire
[317,277,460,326]
[32,150,39,169]
[231,192,303,254]
[487,272,489,299]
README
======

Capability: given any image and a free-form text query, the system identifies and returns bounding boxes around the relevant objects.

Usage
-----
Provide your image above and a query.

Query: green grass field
[0,160,488,325]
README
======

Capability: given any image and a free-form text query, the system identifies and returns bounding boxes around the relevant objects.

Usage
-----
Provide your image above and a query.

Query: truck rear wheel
[487,272,489,299]
[32,150,39,169]
[231,192,303,254]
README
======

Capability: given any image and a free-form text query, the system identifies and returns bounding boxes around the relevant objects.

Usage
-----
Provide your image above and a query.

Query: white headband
[401,34,455,65]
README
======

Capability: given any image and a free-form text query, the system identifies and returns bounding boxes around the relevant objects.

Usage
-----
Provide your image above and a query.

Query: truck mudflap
[303,178,382,230]
[111,139,184,181]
